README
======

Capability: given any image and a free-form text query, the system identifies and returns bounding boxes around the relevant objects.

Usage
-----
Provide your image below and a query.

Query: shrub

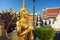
[35,27,55,40]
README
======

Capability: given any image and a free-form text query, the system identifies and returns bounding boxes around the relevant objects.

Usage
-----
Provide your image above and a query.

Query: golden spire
[10,7,13,15]
[23,0,26,7]
[19,0,30,16]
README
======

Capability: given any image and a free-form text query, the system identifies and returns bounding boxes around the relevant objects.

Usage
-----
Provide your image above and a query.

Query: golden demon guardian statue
[16,10,34,40]
[16,0,34,40]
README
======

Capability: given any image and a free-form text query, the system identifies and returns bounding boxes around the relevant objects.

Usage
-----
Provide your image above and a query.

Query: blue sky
[0,0,60,15]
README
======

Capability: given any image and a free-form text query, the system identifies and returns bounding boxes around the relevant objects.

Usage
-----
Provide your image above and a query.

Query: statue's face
[24,14,29,20]
[20,10,30,19]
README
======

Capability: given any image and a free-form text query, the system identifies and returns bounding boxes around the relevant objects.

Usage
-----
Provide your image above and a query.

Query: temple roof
[43,8,60,19]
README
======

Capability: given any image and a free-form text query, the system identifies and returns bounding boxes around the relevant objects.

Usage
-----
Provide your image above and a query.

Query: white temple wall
[43,19,53,27]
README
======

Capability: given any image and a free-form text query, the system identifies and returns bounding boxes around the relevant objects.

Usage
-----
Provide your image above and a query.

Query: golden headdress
[19,0,30,17]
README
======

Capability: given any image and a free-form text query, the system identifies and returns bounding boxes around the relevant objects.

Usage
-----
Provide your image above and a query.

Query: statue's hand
[17,32,25,36]
[29,26,34,30]
[18,26,34,36]
[17,32,20,36]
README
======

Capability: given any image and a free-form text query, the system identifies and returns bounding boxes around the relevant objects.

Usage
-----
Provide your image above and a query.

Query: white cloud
[30,12,37,15]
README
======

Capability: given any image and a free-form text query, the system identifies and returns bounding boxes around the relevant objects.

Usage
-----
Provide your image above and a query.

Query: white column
[47,20,49,26]
[50,19,53,26]
[34,20,36,26]
[43,20,45,26]
[47,20,49,25]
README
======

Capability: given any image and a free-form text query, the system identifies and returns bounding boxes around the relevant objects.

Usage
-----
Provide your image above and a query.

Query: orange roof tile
[28,15,37,20]
[43,11,46,15]
[48,9,59,13]
[43,8,60,19]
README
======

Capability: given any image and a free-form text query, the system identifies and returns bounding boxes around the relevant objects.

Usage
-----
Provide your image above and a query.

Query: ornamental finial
[23,0,26,7]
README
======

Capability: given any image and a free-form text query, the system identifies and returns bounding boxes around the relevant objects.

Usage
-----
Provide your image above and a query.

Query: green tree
[53,17,56,23]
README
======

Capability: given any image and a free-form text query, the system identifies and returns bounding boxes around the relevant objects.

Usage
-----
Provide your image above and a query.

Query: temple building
[43,8,60,27]
[28,15,37,24]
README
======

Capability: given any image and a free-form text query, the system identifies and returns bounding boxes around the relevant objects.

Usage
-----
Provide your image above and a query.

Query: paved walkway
[10,30,19,40]
[0,30,60,40]
[53,31,60,40]
[0,30,18,40]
